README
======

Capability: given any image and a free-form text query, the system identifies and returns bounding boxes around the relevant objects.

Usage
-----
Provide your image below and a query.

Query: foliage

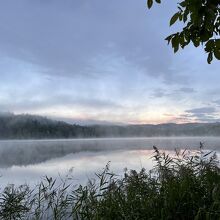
[147,0,220,63]
[0,146,219,219]
[2,113,220,139]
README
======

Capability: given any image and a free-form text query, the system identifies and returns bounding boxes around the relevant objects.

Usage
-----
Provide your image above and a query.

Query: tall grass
[0,145,219,219]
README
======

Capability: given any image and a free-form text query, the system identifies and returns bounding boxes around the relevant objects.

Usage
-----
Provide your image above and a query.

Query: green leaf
[170,12,180,26]
[205,40,214,52]
[171,35,180,53]
[179,1,187,7]
[214,49,220,60]
[183,9,189,22]
[174,44,179,53]
[200,31,211,42]
[207,52,213,64]
[165,35,173,44]
[155,0,161,3]
[215,39,220,48]
[178,13,183,21]
[192,38,200,47]
[147,0,153,9]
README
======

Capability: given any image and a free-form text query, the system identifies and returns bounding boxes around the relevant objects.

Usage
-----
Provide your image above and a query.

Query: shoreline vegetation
[0,146,219,219]
[1,113,220,139]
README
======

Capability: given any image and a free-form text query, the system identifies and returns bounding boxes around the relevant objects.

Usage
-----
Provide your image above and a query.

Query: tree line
[0,113,220,139]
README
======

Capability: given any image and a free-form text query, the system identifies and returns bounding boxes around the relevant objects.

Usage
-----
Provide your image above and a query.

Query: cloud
[186,107,216,114]
[0,1,219,124]
[0,0,186,83]
[0,95,122,112]
[183,107,220,123]
[213,100,220,106]
[151,89,167,98]
[151,87,196,98]
[176,87,196,93]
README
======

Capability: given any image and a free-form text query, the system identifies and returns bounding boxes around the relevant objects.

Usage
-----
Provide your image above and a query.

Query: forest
[1,113,220,139]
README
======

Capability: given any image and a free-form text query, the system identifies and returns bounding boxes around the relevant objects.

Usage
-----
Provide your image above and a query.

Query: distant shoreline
[1,114,220,139]
[1,135,220,142]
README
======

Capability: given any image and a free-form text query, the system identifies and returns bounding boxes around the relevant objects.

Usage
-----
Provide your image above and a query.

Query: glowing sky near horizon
[0,0,220,124]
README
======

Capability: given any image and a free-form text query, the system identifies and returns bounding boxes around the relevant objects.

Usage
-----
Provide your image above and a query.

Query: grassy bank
[0,145,219,220]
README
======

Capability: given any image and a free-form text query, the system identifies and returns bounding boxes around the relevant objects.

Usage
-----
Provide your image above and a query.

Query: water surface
[0,137,219,187]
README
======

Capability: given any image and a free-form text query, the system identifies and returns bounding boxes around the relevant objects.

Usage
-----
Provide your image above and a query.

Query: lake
[0,137,219,187]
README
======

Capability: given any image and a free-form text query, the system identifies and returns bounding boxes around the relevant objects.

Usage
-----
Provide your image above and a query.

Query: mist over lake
[0,0,220,218]
[0,137,219,187]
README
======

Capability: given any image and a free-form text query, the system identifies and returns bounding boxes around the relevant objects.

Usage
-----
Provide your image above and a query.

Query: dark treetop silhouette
[147,0,220,63]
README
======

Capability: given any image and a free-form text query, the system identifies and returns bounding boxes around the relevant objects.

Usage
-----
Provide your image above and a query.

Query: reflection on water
[0,137,219,186]
[0,149,155,187]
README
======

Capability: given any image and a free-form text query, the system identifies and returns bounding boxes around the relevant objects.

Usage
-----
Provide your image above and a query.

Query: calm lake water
[0,137,219,187]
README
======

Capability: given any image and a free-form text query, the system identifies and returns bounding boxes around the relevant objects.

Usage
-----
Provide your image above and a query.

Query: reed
[0,145,219,219]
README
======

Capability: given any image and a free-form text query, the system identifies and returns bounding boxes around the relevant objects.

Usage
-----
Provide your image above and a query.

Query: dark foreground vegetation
[0,146,219,219]
[2,113,220,139]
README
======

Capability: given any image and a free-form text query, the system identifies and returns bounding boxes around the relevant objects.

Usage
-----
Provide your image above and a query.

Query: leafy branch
[147,0,220,63]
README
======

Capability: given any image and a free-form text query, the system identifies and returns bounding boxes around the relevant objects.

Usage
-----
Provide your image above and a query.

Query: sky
[0,0,220,125]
